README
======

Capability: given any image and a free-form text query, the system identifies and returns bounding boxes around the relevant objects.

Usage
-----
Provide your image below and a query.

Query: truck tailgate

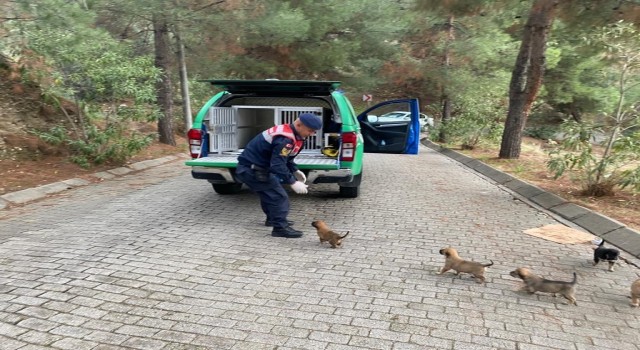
[185,150,340,170]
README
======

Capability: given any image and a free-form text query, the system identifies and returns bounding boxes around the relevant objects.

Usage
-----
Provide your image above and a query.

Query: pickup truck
[185,80,420,198]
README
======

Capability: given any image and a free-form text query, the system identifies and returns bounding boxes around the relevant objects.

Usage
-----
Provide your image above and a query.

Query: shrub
[524,125,559,141]
[546,121,640,196]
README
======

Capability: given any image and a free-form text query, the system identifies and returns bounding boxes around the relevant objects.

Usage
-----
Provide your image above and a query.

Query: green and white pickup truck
[185,80,420,198]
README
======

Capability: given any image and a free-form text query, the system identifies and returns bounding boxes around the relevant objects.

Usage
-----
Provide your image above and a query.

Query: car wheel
[212,183,242,195]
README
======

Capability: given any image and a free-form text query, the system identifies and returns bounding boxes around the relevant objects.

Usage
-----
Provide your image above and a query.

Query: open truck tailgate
[186,150,340,170]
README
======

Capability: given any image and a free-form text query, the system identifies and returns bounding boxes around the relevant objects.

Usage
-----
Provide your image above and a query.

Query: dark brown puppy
[509,267,577,306]
[438,247,493,283]
[631,279,640,307]
[311,220,349,248]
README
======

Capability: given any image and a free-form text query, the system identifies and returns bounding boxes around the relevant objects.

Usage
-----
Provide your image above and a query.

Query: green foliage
[26,26,160,109]
[414,10,516,145]
[32,125,155,168]
[433,50,510,148]
[1,0,162,167]
[524,125,559,141]
[544,20,640,124]
[244,4,310,46]
[547,121,640,196]
[438,114,504,149]
[2,0,639,176]
[202,0,410,80]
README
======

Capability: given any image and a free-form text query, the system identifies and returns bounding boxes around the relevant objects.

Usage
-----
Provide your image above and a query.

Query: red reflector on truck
[340,132,357,162]
[187,129,202,158]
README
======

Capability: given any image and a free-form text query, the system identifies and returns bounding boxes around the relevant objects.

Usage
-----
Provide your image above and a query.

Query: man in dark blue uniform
[236,113,323,238]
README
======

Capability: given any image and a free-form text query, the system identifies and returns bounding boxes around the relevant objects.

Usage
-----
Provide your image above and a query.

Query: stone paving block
[161,155,180,161]
[0,188,46,204]
[573,211,626,236]
[439,148,473,164]
[0,335,27,350]
[50,337,98,350]
[512,183,546,199]
[128,159,166,171]
[91,172,116,180]
[549,203,591,221]
[501,178,532,192]
[61,178,90,187]
[529,191,566,209]
[0,322,29,338]
[457,155,478,166]
[17,318,58,332]
[16,329,62,346]
[601,227,640,258]
[408,334,453,349]
[106,167,132,176]
[421,140,442,151]
[473,165,516,184]
[35,182,73,195]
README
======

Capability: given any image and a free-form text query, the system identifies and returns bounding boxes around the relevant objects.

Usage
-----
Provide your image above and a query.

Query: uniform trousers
[235,164,290,229]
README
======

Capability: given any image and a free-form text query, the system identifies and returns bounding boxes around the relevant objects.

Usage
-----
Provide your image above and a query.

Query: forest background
[0,0,639,229]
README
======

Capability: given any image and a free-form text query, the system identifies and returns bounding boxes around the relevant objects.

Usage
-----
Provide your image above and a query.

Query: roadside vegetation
[0,1,638,203]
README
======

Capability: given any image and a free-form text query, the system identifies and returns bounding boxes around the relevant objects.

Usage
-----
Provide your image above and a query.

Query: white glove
[294,170,307,184]
[290,181,308,194]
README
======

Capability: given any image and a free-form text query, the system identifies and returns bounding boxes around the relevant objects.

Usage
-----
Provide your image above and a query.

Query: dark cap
[298,113,322,130]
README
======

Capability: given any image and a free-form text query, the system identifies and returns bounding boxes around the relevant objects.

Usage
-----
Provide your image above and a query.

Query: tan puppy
[630,279,640,307]
[311,220,349,248]
[438,247,493,283]
[509,267,577,306]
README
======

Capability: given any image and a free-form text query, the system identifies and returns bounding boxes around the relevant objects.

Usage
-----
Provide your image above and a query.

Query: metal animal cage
[207,106,324,153]
[278,108,323,150]
[208,107,236,154]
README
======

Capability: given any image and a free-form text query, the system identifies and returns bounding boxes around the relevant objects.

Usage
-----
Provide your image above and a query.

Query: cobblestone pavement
[1,146,639,350]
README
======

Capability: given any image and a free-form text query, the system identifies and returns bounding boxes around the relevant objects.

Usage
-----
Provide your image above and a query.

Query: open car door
[357,99,420,154]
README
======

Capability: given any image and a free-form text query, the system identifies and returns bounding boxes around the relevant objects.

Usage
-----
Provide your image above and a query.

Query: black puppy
[593,239,620,272]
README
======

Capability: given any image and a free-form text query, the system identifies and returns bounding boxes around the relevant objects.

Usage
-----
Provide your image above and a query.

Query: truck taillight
[340,132,357,162]
[187,128,202,158]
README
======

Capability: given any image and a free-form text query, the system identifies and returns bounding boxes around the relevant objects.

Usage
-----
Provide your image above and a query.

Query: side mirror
[367,115,378,123]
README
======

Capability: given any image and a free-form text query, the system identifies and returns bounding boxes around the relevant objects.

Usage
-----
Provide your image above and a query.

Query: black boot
[271,226,303,238]
[265,220,294,227]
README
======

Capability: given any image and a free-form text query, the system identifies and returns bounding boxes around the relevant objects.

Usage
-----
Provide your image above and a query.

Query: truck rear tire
[212,183,242,195]
[339,171,362,198]
[339,185,359,198]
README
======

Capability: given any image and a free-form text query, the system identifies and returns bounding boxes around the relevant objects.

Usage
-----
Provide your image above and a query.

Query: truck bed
[185,149,340,170]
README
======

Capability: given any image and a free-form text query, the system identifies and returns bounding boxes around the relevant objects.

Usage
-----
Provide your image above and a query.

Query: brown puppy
[438,247,493,283]
[509,267,577,306]
[311,220,349,248]
[630,279,640,307]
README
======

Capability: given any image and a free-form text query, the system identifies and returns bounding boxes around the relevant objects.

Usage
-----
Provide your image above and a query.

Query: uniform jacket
[238,123,304,184]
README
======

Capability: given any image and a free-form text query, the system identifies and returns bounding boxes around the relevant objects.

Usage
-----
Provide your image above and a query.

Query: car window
[376,111,411,124]
[380,112,406,119]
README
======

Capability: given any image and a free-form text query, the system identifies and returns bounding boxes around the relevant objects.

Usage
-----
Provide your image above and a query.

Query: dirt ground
[455,137,640,232]
[0,136,187,196]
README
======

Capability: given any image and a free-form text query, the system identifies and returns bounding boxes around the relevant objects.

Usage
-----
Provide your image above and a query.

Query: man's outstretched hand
[294,170,307,184]
[290,181,308,194]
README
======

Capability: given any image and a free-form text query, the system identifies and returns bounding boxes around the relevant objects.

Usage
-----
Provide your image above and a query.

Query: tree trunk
[437,15,455,143]
[499,0,558,159]
[153,15,176,146]
[176,28,193,133]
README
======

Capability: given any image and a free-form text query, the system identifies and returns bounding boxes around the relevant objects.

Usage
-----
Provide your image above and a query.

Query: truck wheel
[212,183,242,195]
[339,185,359,198]
[339,171,362,198]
